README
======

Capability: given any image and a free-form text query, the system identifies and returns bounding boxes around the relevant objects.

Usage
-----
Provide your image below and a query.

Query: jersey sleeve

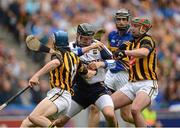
[107,31,119,53]
[69,42,84,56]
[51,52,63,66]
[140,36,155,52]
[71,47,83,56]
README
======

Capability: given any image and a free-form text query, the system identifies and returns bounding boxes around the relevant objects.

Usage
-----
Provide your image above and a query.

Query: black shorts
[72,82,110,109]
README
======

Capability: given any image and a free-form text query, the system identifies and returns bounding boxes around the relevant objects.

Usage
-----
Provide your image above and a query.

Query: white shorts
[120,80,158,101]
[105,70,129,91]
[66,95,114,118]
[47,87,71,119]
[95,94,114,110]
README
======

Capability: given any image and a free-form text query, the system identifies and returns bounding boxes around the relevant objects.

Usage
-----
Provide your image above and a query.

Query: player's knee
[89,105,99,114]
[28,115,37,124]
[21,117,31,127]
[104,111,115,121]
[121,112,133,123]
[56,116,70,127]
[131,105,141,116]
[21,119,27,127]
[121,111,130,122]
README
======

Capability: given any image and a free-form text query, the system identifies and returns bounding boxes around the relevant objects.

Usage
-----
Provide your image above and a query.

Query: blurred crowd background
[0,0,180,127]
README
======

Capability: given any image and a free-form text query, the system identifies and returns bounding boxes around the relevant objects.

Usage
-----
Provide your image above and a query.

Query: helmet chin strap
[117,27,128,36]
[76,34,81,47]
[117,25,129,33]
[133,27,146,39]
[139,26,146,35]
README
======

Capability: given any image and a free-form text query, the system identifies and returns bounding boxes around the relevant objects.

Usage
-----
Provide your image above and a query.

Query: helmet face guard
[77,23,95,36]
[131,17,152,37]
[76,23,95,47]
[77,34,93,47]
[114,9,131,31]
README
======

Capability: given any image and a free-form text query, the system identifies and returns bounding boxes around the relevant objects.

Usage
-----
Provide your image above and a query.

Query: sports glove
[113,50,125,60]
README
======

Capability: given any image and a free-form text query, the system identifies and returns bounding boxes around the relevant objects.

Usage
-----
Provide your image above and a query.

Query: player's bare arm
[88,59,116,70]
[85,69,97,79]
[88,61,105,70]
[29,59,61,87]
[81,41,104,53]
[125,47,150,58]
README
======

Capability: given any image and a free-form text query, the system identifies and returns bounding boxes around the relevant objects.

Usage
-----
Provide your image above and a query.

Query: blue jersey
[107,31,133,73]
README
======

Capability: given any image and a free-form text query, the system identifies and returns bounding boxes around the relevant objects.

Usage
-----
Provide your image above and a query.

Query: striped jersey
[128,35,158,82]
[49,50,88,94]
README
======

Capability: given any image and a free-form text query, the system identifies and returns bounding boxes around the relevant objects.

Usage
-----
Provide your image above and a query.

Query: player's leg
[31,89,71,127]
[114,71,134,123]
[21,97,57,127]
[88,105,100,127]
[130,81,158,127]
[51,99,83,127]
[28,97,58,126]
[51,115,71,127]
[22,88,71,127]
[120,104,134,123]
[21,117,34,127]
[131,91,151,127]
[64,100,83,124]
[87,70,115,127]
[95,94,117,127]
[111,82,133,110]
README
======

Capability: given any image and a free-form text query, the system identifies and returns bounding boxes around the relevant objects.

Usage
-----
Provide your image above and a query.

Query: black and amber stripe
[128,35,158,82]
[49,51,86,95]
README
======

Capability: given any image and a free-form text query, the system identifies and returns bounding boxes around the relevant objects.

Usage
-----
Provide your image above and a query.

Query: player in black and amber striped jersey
[111,17,158,127]
[21,30,96,127]
[49,50,86,94]
[127,34,157,82]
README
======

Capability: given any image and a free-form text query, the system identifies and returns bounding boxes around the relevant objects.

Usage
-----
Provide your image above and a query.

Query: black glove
[113,50,125,60]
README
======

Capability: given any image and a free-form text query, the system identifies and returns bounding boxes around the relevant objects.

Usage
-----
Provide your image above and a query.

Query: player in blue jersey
[106,8,134,124]
[89,9,134,125]
[48,23,117,127]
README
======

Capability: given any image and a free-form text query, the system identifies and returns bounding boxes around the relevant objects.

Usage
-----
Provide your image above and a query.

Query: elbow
[141,53,148,57]
[52,59,61,68]
[138,53,148,58]
[142,51,149,57]
[139,49,150,57]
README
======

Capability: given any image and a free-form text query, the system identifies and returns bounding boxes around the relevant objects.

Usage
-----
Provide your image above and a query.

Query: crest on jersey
[93,49,98,54]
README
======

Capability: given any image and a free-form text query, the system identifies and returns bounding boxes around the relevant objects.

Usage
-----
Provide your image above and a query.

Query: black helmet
[114,8,131,21]
[114,9,131,31]
[77,23,95,36]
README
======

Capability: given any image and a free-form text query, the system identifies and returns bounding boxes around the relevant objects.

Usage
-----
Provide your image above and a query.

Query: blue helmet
[53,30,69,48]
